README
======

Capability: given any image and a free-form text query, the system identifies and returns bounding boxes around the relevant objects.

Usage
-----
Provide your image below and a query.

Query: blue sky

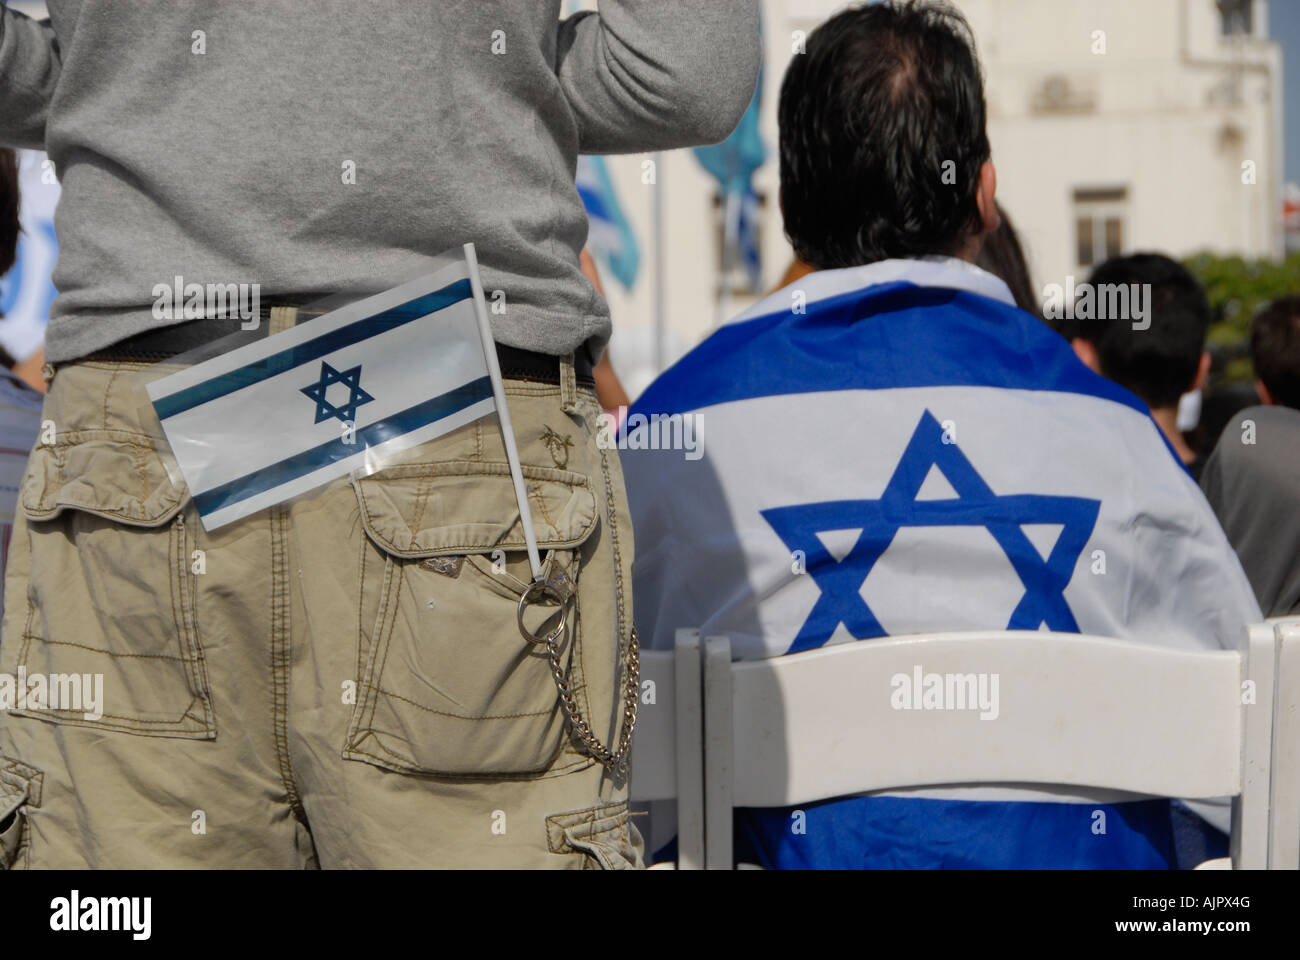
[1273,0,1299,183]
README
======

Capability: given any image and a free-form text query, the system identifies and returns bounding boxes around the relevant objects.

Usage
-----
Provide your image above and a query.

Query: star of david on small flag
[146,248,531,540]
[762,410,1101,655]
[300,361,374,425]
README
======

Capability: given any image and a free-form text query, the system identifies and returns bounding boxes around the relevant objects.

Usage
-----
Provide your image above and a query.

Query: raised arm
[0,6,61,149]
[556,1,761,154]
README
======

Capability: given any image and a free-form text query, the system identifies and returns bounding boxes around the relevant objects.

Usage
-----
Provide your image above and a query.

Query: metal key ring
[517,579,569,647]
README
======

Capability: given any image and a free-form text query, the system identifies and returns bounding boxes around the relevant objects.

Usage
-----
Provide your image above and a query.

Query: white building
[597,0,1286,397]
[3,2,1285,392]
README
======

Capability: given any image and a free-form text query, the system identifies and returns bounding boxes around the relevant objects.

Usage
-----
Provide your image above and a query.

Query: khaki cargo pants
[0,353,642,868]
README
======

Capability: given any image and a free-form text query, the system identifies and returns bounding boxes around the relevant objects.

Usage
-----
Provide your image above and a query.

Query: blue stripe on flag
[191,375,492,518]
[153,279,474,421]
[633,283,1151,419]
[734,795,1183,869]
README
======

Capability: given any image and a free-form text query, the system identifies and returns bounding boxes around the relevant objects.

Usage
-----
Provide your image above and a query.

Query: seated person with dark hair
[1201,296,1300,616]
[624,0,1258,868]
[1249,294,1300,410]
[1060,253,1212,478]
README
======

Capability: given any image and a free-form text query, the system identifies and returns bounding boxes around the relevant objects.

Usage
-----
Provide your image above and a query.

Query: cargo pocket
[344,460,599,776]
[547,802,642,870]
[0,757,43,870]
[13,429,214,738]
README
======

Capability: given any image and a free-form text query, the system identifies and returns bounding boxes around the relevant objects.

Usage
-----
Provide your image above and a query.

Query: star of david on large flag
[300,361,374,425]
[762,410,1101,654]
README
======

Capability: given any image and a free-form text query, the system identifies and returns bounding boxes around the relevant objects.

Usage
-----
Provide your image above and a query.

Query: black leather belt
[84,310,594,385]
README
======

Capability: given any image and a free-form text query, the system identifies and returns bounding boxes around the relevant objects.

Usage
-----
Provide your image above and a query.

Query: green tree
[1184,252,1300,383]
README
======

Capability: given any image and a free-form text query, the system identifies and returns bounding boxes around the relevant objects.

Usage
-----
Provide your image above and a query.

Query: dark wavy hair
[0,148,18,278]
[1075,253,1211,410]
[1251,295,1300,410]
[779,0,990,269]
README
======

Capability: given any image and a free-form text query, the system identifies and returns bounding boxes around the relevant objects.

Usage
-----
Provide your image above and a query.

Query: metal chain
[545,625,639,773]
[518,576,640,772]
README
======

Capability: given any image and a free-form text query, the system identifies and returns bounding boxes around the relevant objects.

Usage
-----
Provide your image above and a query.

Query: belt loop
[269,306,298,335]
[560,352,579,413]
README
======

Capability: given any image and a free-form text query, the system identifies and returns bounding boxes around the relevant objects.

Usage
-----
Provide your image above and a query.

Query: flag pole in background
[464,242,543,582]
[719,189,741,327]
[652,150,666,375]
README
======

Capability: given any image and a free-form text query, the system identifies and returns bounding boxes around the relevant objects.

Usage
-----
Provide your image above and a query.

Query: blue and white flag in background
[0,150,60,362]
[693,53,766,293]
[148,255,498,532]
[624,257,1262,868]
[576,155,640,291]
[734,185,763,290]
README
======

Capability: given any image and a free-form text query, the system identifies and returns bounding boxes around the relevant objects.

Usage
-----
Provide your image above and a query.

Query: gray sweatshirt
[1200,405,1300,617]
[0,1,761,362]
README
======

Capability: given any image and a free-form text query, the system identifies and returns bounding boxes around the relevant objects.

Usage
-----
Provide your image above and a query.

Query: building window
[1218,0,1253,37]
[1073,187,1128,269]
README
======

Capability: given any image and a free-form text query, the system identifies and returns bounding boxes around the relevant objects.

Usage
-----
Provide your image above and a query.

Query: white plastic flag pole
[464,242,543,582]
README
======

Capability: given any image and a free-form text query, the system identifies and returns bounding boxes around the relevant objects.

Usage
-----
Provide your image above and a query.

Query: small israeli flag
[147,245,541,576]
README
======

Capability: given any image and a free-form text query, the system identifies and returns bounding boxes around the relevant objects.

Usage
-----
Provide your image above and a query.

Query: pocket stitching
[11,634,208,727]
[171,515,215,731]
[23,429,185,524]
[353,461,598,559]
[405,465,437,549]
[0,758,44,870]
[371,685,554,722]
[0,758,44,809]
[345,555,401,755]
[545,803,632,856]
[344,550,573,777]
[13,516,214,737]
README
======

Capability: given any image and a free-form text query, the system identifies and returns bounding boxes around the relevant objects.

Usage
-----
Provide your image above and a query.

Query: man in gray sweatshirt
[0,1,760,869]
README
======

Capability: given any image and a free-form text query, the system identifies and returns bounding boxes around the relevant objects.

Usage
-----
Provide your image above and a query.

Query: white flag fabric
[146,258,495,530]
[623,256,1262,868]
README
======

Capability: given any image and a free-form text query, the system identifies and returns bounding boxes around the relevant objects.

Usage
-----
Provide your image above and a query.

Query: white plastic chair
[628,628,704,869]
[700,626,1280,870]
[1266,617,1300,870]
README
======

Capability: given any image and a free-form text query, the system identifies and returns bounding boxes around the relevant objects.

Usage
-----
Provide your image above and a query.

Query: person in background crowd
[6,346,44,395]
[1060,253,1213,478]
[624,0,1257,869]
[1189,380,1258,463]
[0,148,44,633]
[975,203,1038,316]
[1201,296,1300,617]
[579,249,631,414]
[1249,295,1300,410]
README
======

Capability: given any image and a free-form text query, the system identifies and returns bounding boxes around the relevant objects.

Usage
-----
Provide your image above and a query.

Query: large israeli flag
[147,253,499,532]
[624,257,1262,868]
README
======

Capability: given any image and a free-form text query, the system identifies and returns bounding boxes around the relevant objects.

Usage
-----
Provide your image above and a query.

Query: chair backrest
[628,628,704,868]
[702,627,1277,870]
[1268,617,1300,869]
